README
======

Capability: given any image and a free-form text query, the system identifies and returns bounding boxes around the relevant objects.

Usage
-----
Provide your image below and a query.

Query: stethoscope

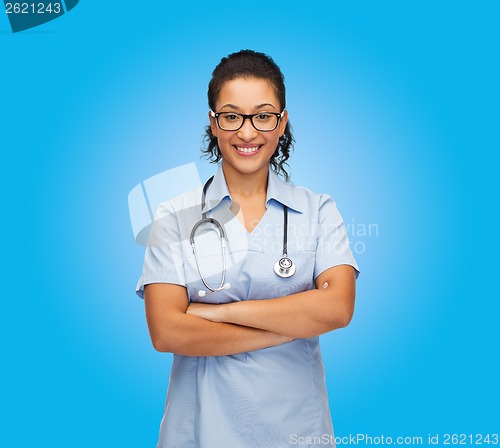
[190,176,296,297]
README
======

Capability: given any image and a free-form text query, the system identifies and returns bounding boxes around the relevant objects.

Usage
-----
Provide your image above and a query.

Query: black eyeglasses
[210,110,285,132]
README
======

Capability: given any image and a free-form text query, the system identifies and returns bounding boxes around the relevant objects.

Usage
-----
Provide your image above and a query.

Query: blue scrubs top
[137,166,360,448]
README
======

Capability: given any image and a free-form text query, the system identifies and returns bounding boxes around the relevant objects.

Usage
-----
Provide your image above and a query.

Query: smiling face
[209,77,288,180]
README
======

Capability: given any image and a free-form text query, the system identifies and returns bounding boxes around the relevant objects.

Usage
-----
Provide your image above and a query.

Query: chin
[221,150,273,174]
[226,158,271,176]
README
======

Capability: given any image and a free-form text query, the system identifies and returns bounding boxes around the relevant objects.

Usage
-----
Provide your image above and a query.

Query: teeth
[236,146,260,153]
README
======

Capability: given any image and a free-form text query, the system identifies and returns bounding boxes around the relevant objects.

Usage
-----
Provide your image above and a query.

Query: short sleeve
[135,201,187,299]
[314,194,360,280]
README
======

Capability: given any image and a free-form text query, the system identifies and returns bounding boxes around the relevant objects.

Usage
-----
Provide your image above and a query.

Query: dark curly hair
[203,49,294,182]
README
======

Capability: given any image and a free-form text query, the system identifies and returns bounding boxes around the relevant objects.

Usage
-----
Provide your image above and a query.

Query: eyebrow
[219,103,277,111]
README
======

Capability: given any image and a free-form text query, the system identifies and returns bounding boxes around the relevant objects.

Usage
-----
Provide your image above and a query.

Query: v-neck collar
[201,166,304,216]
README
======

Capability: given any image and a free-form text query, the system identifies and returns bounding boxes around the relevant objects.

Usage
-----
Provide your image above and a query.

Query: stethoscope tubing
[190,217,228,294]
[191,175,295,297]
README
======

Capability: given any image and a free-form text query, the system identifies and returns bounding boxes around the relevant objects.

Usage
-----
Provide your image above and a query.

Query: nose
[237,117,258,141]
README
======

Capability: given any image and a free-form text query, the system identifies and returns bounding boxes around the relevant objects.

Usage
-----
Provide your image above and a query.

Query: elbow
[151,338,170,353]
[150,334,170,353]
[326,302,354,330]
[146,312,187,353]
[335,309,353,329]
[333,290,355,329]
[337,299,355,328]
[149,329,177,353]
[298,309,354,338]
[150,326,193,354]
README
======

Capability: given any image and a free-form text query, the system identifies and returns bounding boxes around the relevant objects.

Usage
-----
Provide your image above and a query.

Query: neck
[221,162,269,197]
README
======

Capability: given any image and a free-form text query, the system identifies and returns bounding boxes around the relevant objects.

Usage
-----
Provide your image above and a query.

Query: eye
[255,113,272,121]
[224,113,240,121]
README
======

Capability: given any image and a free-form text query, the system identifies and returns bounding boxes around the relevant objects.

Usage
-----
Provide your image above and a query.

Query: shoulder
[150,186,203,240]
[277,176,333,214]
[154,185,202,218]
[290,182,331,202]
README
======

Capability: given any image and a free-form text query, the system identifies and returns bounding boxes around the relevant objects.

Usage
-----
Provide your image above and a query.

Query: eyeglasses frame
[209,110,285,132]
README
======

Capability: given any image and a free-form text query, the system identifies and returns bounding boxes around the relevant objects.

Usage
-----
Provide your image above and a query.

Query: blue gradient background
[1,2,498,446]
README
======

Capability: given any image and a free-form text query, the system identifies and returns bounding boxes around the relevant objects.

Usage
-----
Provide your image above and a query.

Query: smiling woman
[136,49,360,448]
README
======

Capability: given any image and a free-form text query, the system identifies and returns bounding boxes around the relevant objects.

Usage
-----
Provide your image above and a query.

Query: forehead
[216,77,279,109]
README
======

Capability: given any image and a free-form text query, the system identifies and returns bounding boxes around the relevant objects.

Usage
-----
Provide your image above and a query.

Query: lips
[234,145,262,155]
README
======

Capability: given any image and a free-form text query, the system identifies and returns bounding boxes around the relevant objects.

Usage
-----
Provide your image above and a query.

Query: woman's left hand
[186,302,226,322]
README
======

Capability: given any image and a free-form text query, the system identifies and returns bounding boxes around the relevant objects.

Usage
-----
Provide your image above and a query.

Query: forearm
[220,266,356,338]
[222,290,346,338]
[156,313,292,356]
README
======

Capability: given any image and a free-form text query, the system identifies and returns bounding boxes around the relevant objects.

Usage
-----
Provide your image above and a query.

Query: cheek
[215,132,233,154]
[217,132,231,146]
[266,132,282,149]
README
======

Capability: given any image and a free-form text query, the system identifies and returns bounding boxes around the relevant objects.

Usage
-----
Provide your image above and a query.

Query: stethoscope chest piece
[274,256,296,278]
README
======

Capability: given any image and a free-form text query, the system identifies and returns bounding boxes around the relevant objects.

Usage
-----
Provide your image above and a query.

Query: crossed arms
[144,264,356,357]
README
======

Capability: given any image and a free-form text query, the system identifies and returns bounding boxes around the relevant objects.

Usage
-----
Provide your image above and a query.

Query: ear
[209,111,218,137]
[279,110,288,136]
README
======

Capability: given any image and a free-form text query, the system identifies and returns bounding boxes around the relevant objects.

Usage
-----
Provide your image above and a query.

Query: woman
[137,50,360,448]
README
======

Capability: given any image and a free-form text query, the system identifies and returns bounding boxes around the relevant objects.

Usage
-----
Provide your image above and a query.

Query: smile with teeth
[234,145,262,154]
